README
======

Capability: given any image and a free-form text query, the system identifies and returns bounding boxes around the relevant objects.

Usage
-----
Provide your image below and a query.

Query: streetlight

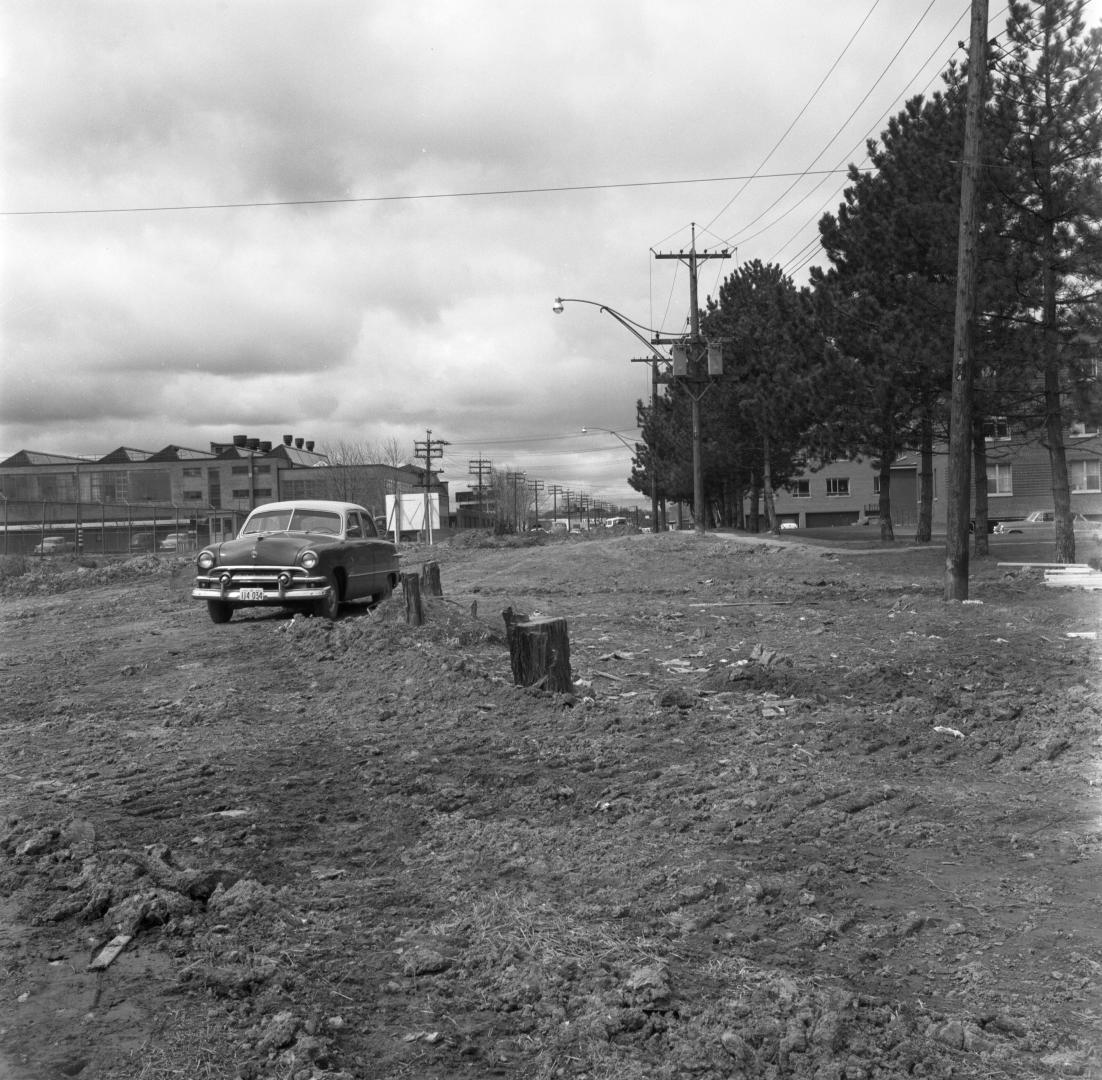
[554,297,665,530]
[581,427,641,517]
[581,425,637,451]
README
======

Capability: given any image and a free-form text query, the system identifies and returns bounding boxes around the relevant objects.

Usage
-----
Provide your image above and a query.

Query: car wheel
[207,599,234,624]
[314,572,341,620]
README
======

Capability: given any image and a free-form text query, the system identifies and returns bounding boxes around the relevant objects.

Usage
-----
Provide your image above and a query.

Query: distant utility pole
[529,478,544,527]
[653,223,730,534]
[630,354,666,530]
[506,472,524,531]
[468,457,492,527]
[548,483,563,526]
[415,429,448,545]
[944,0,989,600]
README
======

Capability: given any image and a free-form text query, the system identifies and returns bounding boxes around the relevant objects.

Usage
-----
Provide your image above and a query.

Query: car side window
[364,514,379,538]
[346,513,363,538]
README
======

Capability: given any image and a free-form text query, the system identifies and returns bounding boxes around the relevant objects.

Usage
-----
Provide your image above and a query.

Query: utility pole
[548,483,563,528]
[944,0,988,600]
[529,478,544,528]
[630,354,667,530]
[506,472,525,532]
[468,457,492,528]
[653,223,730,534]
[414,429,448,545]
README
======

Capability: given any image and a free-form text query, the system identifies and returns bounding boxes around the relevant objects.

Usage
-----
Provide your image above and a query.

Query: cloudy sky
[2,0,1027,505]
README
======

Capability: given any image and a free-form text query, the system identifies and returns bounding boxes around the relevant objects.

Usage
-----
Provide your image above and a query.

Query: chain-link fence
[0,500,244,556]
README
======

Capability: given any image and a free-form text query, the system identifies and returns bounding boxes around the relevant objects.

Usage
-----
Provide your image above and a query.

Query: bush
[0,554,32,585]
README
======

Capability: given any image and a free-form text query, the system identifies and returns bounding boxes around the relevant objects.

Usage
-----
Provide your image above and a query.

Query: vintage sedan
[993,510,1102,538]
[192,500,401,623]
[33,535,75,555]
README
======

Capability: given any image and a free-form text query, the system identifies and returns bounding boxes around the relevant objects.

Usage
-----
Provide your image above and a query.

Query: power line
[770,2,1018,276]
[0,168,868,218]
[701,0,885,235]
[719,0,942,250]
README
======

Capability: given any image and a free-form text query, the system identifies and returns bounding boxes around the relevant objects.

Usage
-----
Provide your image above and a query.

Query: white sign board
[385,493,439,537]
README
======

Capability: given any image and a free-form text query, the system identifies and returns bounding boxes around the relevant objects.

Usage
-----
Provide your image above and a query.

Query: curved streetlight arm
[581,426,637,452]
[553,297,668,362]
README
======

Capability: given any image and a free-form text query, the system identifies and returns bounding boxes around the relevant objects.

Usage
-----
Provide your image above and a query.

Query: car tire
[207,600,234,624]
[314,572,341,620]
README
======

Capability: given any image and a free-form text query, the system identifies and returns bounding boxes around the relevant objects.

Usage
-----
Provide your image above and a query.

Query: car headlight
[197,550,216,570]
[300,550,318,570]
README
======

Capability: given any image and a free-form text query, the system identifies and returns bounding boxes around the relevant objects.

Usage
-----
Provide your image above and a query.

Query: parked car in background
[159,531,196,552]
[33,535,74,555]
[192,500,401,624]
[129,532,157,552]
[993,510,1102,538]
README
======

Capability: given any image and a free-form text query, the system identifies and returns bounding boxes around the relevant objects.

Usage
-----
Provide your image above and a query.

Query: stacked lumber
[1043,565,1102,590]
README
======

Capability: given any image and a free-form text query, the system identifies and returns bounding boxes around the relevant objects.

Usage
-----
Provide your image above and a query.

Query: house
[767,420,1102,531]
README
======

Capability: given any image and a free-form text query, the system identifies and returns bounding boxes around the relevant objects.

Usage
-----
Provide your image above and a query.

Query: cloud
[1,0,991,502]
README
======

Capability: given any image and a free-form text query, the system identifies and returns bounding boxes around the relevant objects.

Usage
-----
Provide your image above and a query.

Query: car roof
[247,500,369,516]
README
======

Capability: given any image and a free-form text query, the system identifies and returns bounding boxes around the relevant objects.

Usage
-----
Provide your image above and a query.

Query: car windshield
[240,509,343,536]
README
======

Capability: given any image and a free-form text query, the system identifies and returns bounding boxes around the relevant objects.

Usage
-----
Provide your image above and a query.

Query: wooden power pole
[944,0,989,600]
[654,224,730,534]
[414,430,448,545]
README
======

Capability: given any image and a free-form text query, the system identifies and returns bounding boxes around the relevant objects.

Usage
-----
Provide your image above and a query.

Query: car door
[343,511,374,600]
[361,512,394,595]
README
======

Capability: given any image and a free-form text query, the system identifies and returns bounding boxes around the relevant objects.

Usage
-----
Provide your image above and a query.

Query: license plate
[239,588,265,601]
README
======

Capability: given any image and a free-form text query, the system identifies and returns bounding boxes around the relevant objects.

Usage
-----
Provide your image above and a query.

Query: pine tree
[991,0,1102,562]
[702,261,818,533]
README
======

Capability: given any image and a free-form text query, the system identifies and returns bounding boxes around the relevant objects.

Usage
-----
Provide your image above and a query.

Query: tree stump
[502,607,572,692]
[403,573,423,626]
[420,560,442,596]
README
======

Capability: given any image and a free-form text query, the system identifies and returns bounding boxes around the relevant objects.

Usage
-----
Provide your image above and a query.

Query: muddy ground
[0,530,1099,1080]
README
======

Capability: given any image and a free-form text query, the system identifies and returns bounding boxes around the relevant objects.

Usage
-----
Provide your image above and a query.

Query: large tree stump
[420,561,442,596]
[502,607,572,692]
[403,573,424,626]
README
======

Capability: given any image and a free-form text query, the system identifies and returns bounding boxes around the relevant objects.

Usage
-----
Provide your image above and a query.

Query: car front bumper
[193,565,330,604]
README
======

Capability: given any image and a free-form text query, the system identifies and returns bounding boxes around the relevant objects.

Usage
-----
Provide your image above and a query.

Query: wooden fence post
[403,573,423,626]
[502,607,572,692]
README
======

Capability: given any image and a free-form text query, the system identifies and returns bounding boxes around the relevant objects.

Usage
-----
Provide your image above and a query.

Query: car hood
[209,533,339,566]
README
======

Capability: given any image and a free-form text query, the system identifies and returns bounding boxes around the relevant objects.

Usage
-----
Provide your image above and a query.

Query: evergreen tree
[702,261,818,532]
[989,0,1102,563]
[811,89,967,540]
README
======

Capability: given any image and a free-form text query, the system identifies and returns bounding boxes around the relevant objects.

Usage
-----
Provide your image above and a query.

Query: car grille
[195,564,323,594]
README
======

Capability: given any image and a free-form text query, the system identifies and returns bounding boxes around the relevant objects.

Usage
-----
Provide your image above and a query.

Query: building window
[987,463,1013,496]
[232,489,250,499]
[182,490,203,500]
[182,467,202,478]
[1070,459,1101,493]
[872,475,881,495]
[1068,421,1100,438]
[255,464,271,474]
[89,470,128,501]
[231,465,249,475]
[790,479,810,498]
[983,416,1011,441]
[825,477,850,497]
[254,488,272,498]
